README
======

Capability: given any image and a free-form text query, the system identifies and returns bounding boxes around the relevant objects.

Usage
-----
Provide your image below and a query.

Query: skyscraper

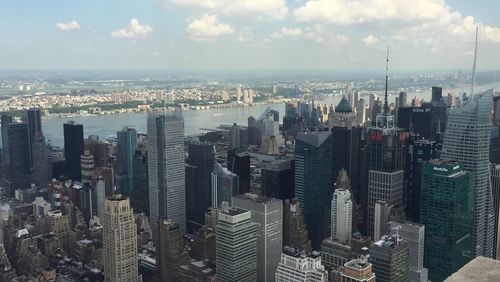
[491,164,500,259]
[229,123,241,150]
[227,150,250,194]
[294,131,333,249]
[441,89,495,257]
[261,158,294,200]
[103,195,140,282]
[331,177,353,245]
[1,114,12,164]
[80,150,94,187]
[216,205,257,282]
[147,109,186,233]
[7,123,31,182]
[64,121,84,182]
[211,163,239,208]
[27,108,42,168]
[32,132,49,189]
[232,193,283,282]
[389,222,428,282]
[116,127,137,197]
[283,199,312,254]
[275,247,328,282]
[340,257,376,282]
[157,219,187,281]
[369,234,409,282]
[420,160,473,281]
[186,141,215,232]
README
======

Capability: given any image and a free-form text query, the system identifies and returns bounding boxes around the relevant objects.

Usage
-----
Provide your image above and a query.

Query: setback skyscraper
[211,163,239,208]
[441,89,495,257]
[147,109,186,233]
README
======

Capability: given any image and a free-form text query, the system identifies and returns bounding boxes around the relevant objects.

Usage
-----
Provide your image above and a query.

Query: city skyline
[1,0,500,70]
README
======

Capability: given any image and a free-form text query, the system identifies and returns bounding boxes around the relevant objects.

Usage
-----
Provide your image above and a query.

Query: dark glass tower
[261,158,294,200]
[227,150,250,194]
[420,160,473,281]
[1,114,12,164]
[63,121,84,182]
[294,131,333,249]
[397,106,433,140]
[185,141,215,233]
[116,127,137,197]
[7,123,31,181]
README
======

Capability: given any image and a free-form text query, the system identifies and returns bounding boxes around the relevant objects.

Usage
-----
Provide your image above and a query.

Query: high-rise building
[398,92,408,108]
[85,137,109,167]
[340,257,376,282]
[157,219,187,281]
[103,195,140,282]
[397,106,433,140]
[211,163,239,208]
[186,141,215,233]
[216,205,257,282]
[131,151,148,213]
[356,99,366,125]
[1,114,12,164]
[389,222,428,282]
[227,150,250,194]
[441,89,495,257]
[261,158,294,200]
[420,160,473,281]
[331,178,353,245]
[147,109,186,233]
[64,121,84,182]
[232,194,283,282]
[275,247,328,282]
[364,112,406,238]
[116,127,137,197]
[80,150,94,187]
[27,108,42,168]
[295,131,333,249]
[491,164,500,259]
[405,138,436,222]
[32,132,49,189]
[229,123,241,150]
[7,123,31,182]
[283,199,312,254]
[369,234,409,282]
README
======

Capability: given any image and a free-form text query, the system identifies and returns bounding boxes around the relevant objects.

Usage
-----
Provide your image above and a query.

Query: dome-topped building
[329,96,357,128]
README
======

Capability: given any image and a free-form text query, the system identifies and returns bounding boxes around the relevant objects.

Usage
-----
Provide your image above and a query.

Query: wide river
[40,83,500,147]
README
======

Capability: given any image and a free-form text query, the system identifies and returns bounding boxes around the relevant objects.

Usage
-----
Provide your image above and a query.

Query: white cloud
[236,28,254,42]
[56,21,80,31]
[273,27,303,38]
[294,0,500,44]
[111,19,153,39]
[362,35,380,46]
[336,34,350,44]
[186,15,234,41]
[161,0,288,20]
[303,24,350,45]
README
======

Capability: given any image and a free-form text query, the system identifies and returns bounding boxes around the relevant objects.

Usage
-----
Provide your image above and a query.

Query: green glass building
[420,160,473,282]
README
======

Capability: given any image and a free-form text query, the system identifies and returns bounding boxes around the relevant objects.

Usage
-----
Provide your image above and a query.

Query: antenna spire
[384,46,389,115]
[471,27,478,96]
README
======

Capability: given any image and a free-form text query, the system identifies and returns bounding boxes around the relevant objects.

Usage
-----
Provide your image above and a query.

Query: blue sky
[1,0,499,71]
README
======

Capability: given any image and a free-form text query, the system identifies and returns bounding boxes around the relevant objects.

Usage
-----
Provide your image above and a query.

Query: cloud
[362,35,380,46]
[303,24,350,45]
[161,0,288,20]
[336,34,350,44]
[294,0,500,44]
[56,21,80,31]
[186,15,234,41]
[273,27,303,38]
[111,19,153,39]
[236,28,254,42]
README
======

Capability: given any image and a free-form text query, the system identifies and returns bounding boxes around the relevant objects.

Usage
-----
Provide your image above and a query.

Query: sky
[1,0,499,71]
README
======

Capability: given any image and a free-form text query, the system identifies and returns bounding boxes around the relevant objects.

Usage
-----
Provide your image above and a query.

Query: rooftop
[444,256,500,282]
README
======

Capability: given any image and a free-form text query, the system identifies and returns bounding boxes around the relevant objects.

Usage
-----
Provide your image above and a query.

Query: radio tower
[383,46,389,115]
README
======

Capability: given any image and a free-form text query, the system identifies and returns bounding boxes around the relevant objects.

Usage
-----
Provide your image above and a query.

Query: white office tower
[355,99,366,125]
[94,175,106,219]
[389,222,428,282]
[103,195,141,282]
[441,89,495,257]
[331,185,352,245]
[216,205,257,282]
[275,247,328,282]
[237,85,242,103]
[232,193,283,282]
[147,109,186,234]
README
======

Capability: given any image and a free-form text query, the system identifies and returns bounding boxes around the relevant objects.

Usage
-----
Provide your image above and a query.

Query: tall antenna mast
[384,46,389,115]
[471,27,478,96]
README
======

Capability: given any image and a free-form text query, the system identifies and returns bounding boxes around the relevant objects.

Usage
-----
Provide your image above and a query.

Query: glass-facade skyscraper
[116,127,137,197]
[420,160,473,281]
[294,131,333,249]
[441,89,495,257]
[63,121,84,182]
[147,109,186,234]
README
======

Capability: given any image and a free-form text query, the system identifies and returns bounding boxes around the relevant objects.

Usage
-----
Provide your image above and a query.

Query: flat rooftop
[444,256,500,282]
